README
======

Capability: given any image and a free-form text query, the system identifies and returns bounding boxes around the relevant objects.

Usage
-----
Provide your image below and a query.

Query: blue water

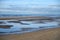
[0,20,60,35]
[0,11,60,17]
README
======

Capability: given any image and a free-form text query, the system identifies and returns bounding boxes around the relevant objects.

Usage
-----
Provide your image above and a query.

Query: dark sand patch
[0,25,13,29]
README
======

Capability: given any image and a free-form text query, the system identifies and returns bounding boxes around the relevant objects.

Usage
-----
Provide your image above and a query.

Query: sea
[0,19,60,35]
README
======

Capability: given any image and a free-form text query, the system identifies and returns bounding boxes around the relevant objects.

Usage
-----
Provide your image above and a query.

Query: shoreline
[0,27,60,40]
[0,27,60,36]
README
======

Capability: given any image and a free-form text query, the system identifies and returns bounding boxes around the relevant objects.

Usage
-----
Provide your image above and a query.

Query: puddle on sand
[0,20,59,35]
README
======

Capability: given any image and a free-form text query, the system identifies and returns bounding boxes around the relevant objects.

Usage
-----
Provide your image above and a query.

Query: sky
[0,0,60,14]
[0,0,59,8]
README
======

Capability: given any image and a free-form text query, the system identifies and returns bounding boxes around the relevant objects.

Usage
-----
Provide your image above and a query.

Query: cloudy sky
[0,0,59,8]
[0,0,60,14]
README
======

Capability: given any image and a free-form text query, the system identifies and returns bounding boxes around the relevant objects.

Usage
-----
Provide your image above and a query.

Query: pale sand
[0,27,60,40]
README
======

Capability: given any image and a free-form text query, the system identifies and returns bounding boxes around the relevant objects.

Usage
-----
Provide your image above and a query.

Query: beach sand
[0,27,60,40]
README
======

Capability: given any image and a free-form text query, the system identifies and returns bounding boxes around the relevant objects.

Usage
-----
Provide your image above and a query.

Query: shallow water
[0,20,60,35]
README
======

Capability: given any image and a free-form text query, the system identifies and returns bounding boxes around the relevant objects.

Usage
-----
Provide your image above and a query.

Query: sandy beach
[0,16,60,40]
[0,27,60,40]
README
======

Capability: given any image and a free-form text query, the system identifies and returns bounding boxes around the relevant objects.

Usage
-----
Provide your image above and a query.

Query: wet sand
[0,16,52,20]
[0,27,60,40]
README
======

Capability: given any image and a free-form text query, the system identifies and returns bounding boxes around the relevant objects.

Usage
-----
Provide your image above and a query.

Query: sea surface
[0,19,60,35]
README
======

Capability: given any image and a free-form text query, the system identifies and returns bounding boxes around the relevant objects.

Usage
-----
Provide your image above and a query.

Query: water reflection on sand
[0,19,60,35]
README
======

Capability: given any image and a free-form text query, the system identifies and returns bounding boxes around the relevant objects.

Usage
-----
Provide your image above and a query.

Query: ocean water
[0,20,60,35]
[0,11,60,17]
